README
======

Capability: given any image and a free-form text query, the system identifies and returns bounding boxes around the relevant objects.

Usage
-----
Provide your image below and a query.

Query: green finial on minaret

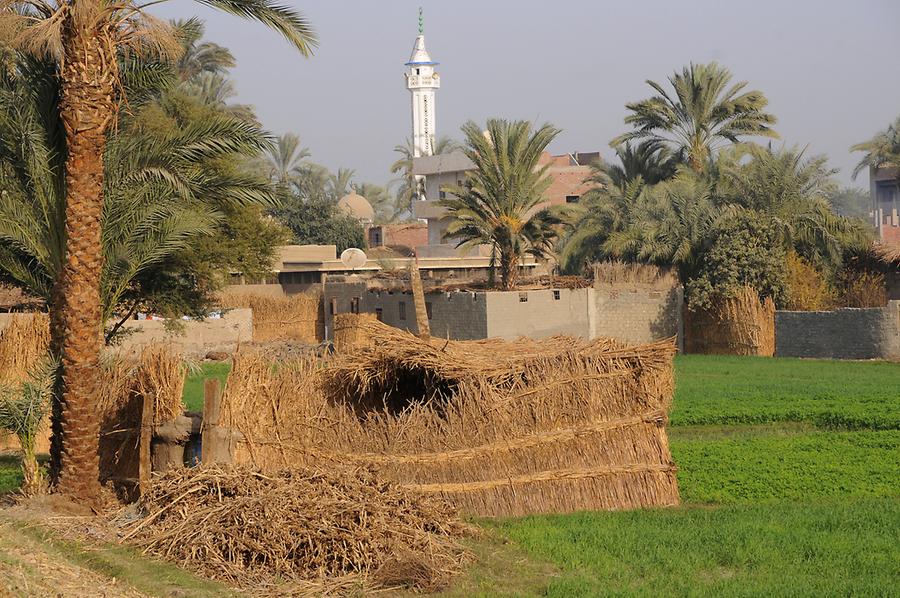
[418,7,424,35]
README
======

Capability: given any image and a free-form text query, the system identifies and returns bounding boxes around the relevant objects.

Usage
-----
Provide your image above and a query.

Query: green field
[2,354,898,596]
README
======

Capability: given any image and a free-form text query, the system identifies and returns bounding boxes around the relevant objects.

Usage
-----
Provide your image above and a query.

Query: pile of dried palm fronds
[223,316,679,517]
[118,465,468,595]
[220,292,321,343]
[0,314,50,384]
[684,287,775,356]
[592,261,678,288]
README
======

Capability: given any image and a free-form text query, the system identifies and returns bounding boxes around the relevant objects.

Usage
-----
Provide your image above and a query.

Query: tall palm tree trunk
[49,21,116,503]
[499,250,520,291]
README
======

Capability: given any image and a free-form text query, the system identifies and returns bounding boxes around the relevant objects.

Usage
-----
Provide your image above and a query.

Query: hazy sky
[155,0,900,189]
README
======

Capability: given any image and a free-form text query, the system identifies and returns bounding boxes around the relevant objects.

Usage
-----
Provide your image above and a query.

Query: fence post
[138,392,153,496]
[201,378,222,465]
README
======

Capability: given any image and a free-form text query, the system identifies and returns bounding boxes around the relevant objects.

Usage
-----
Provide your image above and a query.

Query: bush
[783,251,834,310]
[837,269,886,308]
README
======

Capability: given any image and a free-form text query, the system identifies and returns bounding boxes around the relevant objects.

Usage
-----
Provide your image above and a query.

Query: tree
[851,115,900,183]
[172,18,234,81]
[715,144,871,269]
[326,167,356,199]
[263,133,312,190]
[443,119,568,290]
[612,62,778,171]
[354,182,397,224]
[270,194,365,253]
[684,211,788,310]
[828,187,870,220]
[600,140,679,187]
[0,0,314,503]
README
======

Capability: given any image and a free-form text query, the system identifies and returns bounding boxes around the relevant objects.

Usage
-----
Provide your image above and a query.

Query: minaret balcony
[406,74,440,89]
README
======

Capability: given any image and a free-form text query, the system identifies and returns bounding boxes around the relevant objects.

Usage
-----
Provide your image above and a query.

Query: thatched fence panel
[222,317,680,517]
[684,287,775,356]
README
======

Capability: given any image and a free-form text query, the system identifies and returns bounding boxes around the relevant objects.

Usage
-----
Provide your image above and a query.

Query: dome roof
[337,192,374,222]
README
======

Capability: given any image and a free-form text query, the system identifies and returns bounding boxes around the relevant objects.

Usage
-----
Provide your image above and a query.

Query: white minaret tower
[405,8,439,199]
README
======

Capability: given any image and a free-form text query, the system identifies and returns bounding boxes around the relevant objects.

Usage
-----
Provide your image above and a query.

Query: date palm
[0,0,315,504]
[612,62,778,171]
[851,116,900,182]
[263,132,311,189]
[443,119,568,290]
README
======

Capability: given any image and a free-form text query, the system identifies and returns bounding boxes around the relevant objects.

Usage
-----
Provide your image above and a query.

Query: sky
[154,0,900,189]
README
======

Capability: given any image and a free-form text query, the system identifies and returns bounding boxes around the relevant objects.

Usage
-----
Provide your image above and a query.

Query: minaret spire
[405,7,440,169]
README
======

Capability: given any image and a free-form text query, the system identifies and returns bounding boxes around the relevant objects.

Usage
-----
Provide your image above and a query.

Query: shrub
[783,251,835,311]
[837,269,887,308]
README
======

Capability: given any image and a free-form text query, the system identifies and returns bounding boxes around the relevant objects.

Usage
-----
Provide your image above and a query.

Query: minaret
[405,8,440,199]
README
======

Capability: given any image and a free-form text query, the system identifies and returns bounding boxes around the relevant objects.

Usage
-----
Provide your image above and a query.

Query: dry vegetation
[0,314,50,384]
[685,287,776,356]
[118,465,469,595]
[219,292,320,343]
[592,261,678,288]
[223,316,679,518]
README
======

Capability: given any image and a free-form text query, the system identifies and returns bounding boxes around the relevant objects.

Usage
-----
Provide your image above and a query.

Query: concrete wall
[366,289,488,340]
[486,289,590,340]
[775,301,900,360]
[0,309,253,357]
[358,284,683,346]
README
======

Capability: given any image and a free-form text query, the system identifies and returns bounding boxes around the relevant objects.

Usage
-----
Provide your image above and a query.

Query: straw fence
[684,287,776,356]
[220,292,321,343]
[222,316,679,517]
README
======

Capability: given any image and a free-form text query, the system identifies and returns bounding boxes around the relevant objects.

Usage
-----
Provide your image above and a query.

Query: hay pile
[684,287,775,356]
[223,317,679,517]
[220,293,321,343]
[119,465,467,595]
[0,313,50,384]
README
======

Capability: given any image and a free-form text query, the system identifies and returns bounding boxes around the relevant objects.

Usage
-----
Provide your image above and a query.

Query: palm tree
[851,116,900,182]
[716,144,871,267]
[601,140,680,187]
[326,167,356,200]
[172,18,234,81]
[612,62,778,171]
[353,182,397,224]
[443,119,568,290]
[263,133,312,189]
[390,135,459,206]
[0,0,312,504]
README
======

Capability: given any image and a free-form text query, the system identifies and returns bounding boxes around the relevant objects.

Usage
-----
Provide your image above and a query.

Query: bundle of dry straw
[220,293,320,343]
[119,465,467,595]
[684,287,775,356]
[0,313,50,384]
[223,317,680,517]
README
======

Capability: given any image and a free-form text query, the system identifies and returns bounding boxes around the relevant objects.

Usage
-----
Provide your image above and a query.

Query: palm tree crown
[851,116,900,181]
[612,62,778,171]
[443,119,567,290]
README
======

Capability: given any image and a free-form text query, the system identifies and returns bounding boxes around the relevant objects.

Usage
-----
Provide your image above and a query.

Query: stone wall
[366,289,489,340]
[775,301,900,360]
[593,284,683,350]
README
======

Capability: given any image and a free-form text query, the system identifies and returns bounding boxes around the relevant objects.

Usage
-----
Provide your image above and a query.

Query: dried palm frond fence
[96,344,187,499]
[684,287,776,356]
[222,316,679,517]
[219,292,321,343]
[0,314,51,453]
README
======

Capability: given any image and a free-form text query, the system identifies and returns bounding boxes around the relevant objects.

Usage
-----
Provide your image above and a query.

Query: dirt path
[0,517,146,598]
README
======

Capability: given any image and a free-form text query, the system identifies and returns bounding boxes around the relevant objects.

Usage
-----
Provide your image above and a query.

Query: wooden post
[201,379,222,465]
[137,392,153,496]
[409,259,430,339]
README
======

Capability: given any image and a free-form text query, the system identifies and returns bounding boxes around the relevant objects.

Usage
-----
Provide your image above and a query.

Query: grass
[182,361,230,412]
[671,354,900,429]
[2,354,898,596]
[495,497,900,597]
[0,454,21,495]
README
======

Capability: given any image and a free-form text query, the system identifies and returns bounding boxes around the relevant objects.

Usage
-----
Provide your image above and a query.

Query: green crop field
[2,354,898,596]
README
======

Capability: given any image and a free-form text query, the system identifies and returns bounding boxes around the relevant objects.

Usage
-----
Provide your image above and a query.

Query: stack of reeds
[119,465,467,595]
[220,293,321,343]
[592,261,678,288]
[222,316,680,517]
[0,314,50,384]
[332,312,379,352]
[684,287,775,356]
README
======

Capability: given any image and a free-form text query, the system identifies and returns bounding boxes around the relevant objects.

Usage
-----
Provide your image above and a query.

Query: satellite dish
[340,247,367,269]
